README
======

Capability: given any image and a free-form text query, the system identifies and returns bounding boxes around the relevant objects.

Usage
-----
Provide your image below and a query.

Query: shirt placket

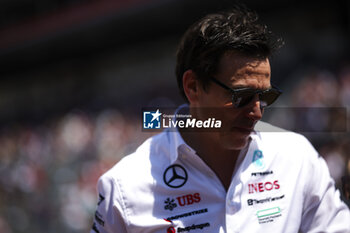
[178,145,228,231]
[225,161,246,233]
[225,138,257,233]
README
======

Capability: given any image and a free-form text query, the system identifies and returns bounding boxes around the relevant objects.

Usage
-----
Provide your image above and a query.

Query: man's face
[192,51,271,150]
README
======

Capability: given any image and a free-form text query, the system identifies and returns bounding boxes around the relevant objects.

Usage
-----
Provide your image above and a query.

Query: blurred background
[0,0,349,232]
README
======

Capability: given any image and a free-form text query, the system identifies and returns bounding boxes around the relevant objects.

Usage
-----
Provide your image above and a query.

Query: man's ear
[183,70,201,104]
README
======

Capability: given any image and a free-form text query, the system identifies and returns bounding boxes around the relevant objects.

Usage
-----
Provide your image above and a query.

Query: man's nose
[245,94,263,121]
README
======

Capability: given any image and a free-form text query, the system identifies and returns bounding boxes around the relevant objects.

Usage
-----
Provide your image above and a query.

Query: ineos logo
[163,164,188,188]
[248,180,280,194]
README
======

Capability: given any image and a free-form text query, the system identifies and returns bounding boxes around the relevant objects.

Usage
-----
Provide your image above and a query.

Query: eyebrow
[211,77,275,94]
[227,81,272,90]
[243,70,270,78]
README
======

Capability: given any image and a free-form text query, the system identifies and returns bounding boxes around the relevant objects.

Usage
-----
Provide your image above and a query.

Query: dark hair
[175,6,283,102]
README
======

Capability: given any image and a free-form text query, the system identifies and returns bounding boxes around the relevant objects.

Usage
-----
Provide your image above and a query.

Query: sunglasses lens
[260,89,281,107]
[233,88,281,108]
[232,90,256,108]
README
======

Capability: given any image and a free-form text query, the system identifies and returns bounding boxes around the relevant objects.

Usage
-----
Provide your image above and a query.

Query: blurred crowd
[288,64,350,188]
[267,64,350,195]
[0,109,154,233]
[0,64,350,233]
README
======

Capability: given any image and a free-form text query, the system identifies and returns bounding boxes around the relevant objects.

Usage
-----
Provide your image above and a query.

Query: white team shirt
[91,121,350,233]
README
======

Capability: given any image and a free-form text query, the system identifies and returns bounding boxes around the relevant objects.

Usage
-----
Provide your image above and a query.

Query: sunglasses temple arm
[210,77,233,92]
[272,84,283,93]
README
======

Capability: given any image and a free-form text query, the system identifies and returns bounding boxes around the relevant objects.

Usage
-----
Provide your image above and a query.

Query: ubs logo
[177,193,201,206]
[164,193,201,211]
[163,164,188,188]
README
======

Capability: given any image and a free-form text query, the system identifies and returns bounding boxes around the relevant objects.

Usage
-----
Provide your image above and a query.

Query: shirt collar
[165,104,196,164]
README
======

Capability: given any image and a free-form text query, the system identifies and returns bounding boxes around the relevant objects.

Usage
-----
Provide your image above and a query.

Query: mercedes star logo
[163,164,188,188]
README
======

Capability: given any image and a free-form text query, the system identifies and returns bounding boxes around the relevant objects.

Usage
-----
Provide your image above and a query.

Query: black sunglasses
[210,77,282,108]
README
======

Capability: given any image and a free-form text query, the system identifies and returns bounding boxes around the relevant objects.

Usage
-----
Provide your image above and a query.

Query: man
[91,7,350,233]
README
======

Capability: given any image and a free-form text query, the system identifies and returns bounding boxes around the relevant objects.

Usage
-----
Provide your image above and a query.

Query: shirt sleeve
[90,173,128,233]
[300,143,350,233]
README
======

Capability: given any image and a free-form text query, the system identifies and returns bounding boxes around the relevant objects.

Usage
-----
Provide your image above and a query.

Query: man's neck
[180,130,243,191]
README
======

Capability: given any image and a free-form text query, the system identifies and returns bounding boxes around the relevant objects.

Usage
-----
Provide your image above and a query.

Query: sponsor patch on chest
[248,180,280,194]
